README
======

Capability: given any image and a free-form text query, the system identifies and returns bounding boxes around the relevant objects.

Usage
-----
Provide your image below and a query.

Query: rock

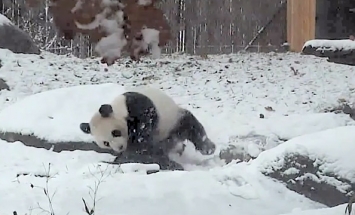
[302,39,355,66]
[342,104,355,120]
[0,78,9,91]
[0,14,40,55]
[254,127,355,207]
[0,131,183,171]
[262,153,355,207]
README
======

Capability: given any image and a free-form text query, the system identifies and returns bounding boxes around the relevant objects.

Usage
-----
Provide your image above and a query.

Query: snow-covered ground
[0,48,355,214]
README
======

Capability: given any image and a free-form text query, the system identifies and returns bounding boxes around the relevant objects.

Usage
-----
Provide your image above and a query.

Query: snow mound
[218,113,354,161]
[0,139,324,215]
[0,83,125,142]
[281,204,347,215]
[252,126,355,206]
[249,113,354,140]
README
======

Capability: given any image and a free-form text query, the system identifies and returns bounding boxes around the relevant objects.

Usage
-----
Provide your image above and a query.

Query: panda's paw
[197,140,216,155]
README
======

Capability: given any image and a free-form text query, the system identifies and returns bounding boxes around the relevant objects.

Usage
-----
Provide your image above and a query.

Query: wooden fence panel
[3,0,288,57]
[287,0,315,52]
[160,0,288,54]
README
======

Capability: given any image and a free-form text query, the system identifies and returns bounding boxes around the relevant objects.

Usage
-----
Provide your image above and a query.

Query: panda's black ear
[80,123,91,134]
[99,104,113,118]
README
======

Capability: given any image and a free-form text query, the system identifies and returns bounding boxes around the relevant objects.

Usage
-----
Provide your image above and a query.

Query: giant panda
[79,86,216,159]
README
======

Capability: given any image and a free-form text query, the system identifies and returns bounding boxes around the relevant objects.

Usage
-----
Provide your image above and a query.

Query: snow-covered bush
[26,0,171,65]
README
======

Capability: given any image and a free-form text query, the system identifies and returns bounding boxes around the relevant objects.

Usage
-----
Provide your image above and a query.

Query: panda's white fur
[85,86,183,153]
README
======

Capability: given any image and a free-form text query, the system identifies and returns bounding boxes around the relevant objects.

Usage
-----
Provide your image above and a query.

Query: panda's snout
[119,145,124,150]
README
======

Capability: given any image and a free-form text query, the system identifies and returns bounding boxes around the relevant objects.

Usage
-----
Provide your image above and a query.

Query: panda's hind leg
[172,109,216,155]
[155,136,183,156]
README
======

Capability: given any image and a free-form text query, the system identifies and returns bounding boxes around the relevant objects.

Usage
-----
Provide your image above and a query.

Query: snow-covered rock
[0,78,9,91]
[252,126,355,207]
[302,39,355,66]
[0,14,40,55]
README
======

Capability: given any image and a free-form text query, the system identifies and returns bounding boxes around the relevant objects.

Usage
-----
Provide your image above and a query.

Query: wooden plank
[287,0,316,52]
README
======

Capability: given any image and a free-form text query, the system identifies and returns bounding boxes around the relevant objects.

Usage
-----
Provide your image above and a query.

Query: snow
[141,28,161,58]
[253,126,355,184]
[281,204,347,215]
[0,83,126,142]
[0,139,323,215]
[74,4,127,64]
[71,0,83,13]
[138,0,153,6]
[0,13,13,26]
[1,48,355,214]
[94,30,127,64]
[303,39,355,51]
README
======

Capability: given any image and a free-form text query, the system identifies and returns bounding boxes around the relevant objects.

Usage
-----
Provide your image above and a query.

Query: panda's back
[128,87,182,141]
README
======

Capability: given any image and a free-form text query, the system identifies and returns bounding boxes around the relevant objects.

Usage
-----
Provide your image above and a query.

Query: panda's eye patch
[111,130,122,137]
[103,141,110,147]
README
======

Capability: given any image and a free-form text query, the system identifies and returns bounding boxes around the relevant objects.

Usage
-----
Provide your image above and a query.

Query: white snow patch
[74,4,127,63]
[253,126,355,184]
[248,113,354,140]
[280,204,347,215]
[282,167,300,175]
[0,139,324,215]
[224,113,354,158]
[71,0,83,13]
[0,14,13,26]
[0,83,125,142]
[142,28,161,58]
[138,0,153,6]
[94,29,127,63]
[303,39,355,51]
[101,0,125,8]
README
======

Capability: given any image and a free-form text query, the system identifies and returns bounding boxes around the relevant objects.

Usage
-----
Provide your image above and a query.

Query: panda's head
[80,104,129,153]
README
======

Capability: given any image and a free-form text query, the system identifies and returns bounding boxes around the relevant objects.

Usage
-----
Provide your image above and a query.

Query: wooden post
[287,0,316,52]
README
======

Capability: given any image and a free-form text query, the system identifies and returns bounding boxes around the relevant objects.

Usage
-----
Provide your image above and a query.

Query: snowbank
[0,81,353,169]
[0,139,324,215]
[281,204,346,215]
[252,126,355,206]
[218,113,354,162]
[0,83,125,142]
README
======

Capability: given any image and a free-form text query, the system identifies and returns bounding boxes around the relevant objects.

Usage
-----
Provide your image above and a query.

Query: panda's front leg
[177,109,216,155]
